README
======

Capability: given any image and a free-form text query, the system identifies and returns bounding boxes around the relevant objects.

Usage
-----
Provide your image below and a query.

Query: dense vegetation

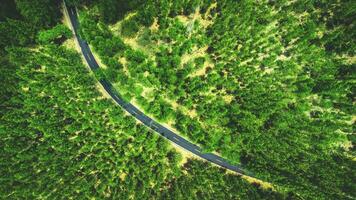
[0,1,286,199]
[76,0,355,199]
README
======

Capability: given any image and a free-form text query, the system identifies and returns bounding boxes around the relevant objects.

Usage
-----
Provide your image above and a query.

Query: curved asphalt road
[65,3,250,176]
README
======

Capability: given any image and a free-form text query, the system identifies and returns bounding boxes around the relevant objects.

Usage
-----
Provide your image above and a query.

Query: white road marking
[173,137,179,141]
[86,54,91,61]
[66,5,246,175]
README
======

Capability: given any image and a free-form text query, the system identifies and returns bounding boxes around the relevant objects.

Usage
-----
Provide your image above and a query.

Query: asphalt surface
[65,4,249,175]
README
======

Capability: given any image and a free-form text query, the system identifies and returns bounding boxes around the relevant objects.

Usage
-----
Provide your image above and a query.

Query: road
[65,3,250,176]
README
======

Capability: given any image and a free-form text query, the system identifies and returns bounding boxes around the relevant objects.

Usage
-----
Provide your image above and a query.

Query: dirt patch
[109,11,138,33]
[119,172,127,181]
[141,86,155,99]
[181,46,208,65]
[203,2,217,19]
[195,9,214,28]
[222,94,234,104]
[187,46,216,78]
[123,37,141,51]
[149,18,159,32]
[190,62,212,77]
[62,37,77,50]
[176,15,189,25]
[118,57,130,76]
[241,175,275,190]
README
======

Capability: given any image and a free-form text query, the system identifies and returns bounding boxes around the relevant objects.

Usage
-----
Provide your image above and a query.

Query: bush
[121,18,139,37]
[137,29,152,46]
[194,56,206,67]
[37,24,72,44]
[93,68,106,80]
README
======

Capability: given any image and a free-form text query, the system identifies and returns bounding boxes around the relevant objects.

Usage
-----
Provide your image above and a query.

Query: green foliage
[0,1,289,199]
[96,0,123,23]
[0,43,282,199]
[1,45,175,199]
[136,3,155,26]
[82,0,355,199]
[121,17,140,38]
[80,13,126,57]
[194,56,206,67]
[125,48,146,64]
[96,0,145,23]
[313,0,356,55]
[65,0,93,7]
[15,0,61,28]
[137,28,152,46]
[37,24,73,44]
[93,68,106,80]
[161,160,287,200]
[0,18,36,49]
[0,0,21,21]
[102,58,123,83]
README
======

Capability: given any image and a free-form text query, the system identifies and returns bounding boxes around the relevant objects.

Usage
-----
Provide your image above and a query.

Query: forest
[0,0,355,199]
[0,0,288,199]
[76,0,355,199]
